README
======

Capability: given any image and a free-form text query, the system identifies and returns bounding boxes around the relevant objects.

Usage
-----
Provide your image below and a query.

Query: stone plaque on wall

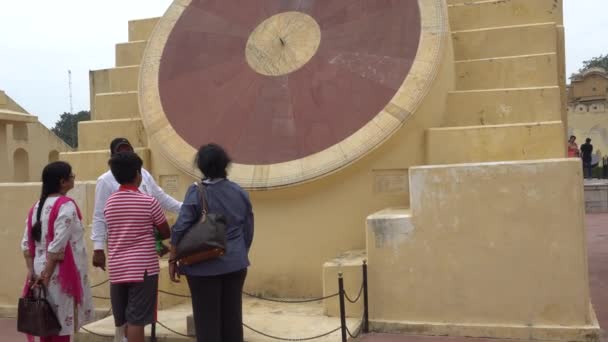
[373,169,409,194]
[160,175,179,195]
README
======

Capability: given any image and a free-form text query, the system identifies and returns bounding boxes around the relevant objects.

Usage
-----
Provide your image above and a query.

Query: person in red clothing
[568,135,579,158]
[104,152,170,342]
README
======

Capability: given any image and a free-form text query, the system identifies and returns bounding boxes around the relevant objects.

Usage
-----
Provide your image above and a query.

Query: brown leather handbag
[17,284,62,337]
[174,182,227,266]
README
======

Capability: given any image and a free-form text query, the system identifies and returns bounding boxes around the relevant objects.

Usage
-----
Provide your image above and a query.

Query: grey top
[171,179,254,276]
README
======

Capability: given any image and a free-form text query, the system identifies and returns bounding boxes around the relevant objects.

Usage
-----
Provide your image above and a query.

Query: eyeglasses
[69,174,76,180]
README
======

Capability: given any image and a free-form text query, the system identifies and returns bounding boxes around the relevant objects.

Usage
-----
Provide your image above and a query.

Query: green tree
[579,54,608,73]
[51,110,90,148]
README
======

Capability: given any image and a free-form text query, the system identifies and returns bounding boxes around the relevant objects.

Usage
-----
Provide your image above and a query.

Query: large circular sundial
[140,0,446,189]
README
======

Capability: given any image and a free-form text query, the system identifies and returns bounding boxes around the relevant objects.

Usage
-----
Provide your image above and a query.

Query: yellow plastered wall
[0,183,105,307]
[426,122,566,165]
[367,158,594,338]
[4,123,71,182]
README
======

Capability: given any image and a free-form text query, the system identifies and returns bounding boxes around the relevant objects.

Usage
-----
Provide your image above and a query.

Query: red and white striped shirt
[104,185,167,283]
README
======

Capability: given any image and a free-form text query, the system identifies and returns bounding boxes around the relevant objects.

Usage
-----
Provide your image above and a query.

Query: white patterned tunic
[21,197,95,336]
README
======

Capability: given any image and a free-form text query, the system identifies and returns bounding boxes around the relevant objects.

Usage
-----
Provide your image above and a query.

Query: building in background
[568,67,608,162]
[0,89,71,182]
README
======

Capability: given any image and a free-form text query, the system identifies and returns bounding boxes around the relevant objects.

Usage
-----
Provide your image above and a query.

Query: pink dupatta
[22,196,84,342]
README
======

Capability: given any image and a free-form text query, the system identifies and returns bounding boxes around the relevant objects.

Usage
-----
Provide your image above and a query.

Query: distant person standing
[568,135,579,158]
[581,138,594,179]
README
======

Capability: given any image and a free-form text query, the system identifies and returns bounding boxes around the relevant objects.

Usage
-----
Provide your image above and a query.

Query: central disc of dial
[245,11,321,76]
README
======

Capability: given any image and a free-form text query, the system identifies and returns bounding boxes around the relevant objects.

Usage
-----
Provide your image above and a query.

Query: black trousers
[186,269,247,342]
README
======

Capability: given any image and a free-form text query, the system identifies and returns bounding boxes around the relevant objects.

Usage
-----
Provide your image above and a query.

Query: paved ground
[0,318,18,342]
[3,214,608,342]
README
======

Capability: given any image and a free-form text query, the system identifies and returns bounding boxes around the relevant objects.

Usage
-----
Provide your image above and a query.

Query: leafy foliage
[51,111,90,148]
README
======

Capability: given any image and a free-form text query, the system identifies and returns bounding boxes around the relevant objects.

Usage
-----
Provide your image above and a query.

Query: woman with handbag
[19,161,94,342]
[169,144,254,342]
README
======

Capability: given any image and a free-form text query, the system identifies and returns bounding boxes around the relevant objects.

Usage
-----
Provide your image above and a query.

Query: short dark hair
[109,137,133,155]
[570,135,576,140]
[587,138,592,143]
[109,152,143,185]
[196,144,231,179]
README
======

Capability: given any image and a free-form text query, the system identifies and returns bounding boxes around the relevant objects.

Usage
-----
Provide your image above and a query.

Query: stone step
[78,119,147,151]
[129,17,160,42]
[322,250,366,318]
[95,91,140,120]
[90,66,139,96]
[444,87,562,126]
[426,122,565,165]
[60,148,150,181]
[453,23,557,61]
[77,299,361,342]
[455,53,559,91]
[90,67,139,119]
[116,40,147,67]
[448,0,563,32]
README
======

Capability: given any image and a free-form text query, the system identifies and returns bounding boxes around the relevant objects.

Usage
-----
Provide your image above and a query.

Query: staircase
[60,18,159,180]
[426,0,567,165]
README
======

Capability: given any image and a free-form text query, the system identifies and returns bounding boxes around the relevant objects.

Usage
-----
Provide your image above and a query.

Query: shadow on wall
[13,148,29,182]
[49,150,59,163]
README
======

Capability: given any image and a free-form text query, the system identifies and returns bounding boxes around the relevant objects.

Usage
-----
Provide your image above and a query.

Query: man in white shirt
[91,138,182,270]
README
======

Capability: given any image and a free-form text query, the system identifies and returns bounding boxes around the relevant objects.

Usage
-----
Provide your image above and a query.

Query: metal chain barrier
[81,261,370,342]
[92,295,111,300]
[347,324,363,339]
[242,291,340,303]
[344,283,364,304]
[90,279,109,288]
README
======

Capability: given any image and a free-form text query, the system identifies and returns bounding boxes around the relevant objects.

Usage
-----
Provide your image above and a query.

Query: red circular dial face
[159,0,421,165]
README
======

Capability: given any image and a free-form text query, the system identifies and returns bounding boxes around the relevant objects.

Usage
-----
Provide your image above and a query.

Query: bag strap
[197,182,209,216]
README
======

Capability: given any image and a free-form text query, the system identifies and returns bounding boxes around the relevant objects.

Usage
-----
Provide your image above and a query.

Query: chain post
[363,260,369,334]
[338,272,348,342]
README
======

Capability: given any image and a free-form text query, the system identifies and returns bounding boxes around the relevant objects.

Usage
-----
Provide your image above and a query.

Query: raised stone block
[115,41,147,67]
[128,17,160,42]
[449,0,563,32]
[453,23,557,61]
[322,250,365,318]
[426,121,565,165]
[90,66,139,95]
[78,119,146,151]
[445,87,562,126]
[367,159,599,340]
[584,180,608,213]
[455,53,559,91]
[95,91,139,120]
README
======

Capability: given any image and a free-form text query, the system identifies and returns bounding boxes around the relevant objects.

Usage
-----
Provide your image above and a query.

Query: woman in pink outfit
[20,161,94,342]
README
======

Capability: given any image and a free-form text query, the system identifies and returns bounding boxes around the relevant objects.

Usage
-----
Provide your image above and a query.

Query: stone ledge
[370,310,600,342]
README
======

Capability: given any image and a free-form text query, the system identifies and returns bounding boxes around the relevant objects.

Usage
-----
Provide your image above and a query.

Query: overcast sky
[0,0,606,128]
